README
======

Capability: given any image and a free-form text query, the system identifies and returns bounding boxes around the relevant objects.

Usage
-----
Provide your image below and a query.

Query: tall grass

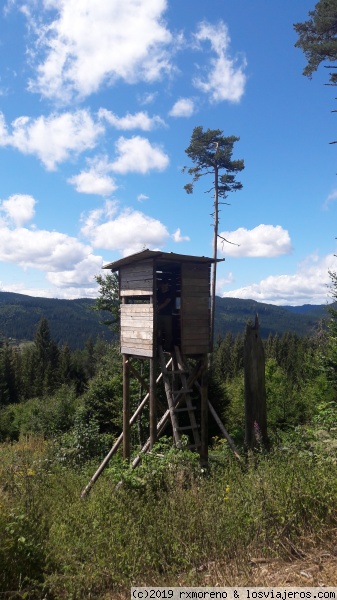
[0,435,336,599]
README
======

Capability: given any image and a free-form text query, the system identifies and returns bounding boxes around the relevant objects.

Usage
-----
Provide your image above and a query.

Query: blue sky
[0,0,336,305]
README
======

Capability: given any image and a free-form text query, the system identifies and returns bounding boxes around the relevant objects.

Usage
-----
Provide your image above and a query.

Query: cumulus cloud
[68,156,118,196]
[0,194,36,226]
[81,201,170,255]
[98,108,165,130]
[193,21,246,103]
[47,255,103,288]
[172,228,190,242]
[0,226,92,272]
[222,253,337,306]
[137,194,149,202]
[169,98,195,117]
[0,193,102,284]
[218,225,293,258]
[27,0,173,102]
[110,135,169,174]
[0,110,103,170]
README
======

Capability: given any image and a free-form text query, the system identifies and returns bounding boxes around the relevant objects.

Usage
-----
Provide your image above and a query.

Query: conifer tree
[183,126,244,349]
[322,270,337,387]
[294,0,337,84]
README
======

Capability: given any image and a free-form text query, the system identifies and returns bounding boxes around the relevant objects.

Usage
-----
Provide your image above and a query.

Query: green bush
[1,430,336,598]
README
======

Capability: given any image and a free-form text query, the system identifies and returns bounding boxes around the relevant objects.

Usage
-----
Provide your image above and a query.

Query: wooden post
[149,356,157,448]
[123,354,130,460]
[244,315,268,449]
[200,354,209,466]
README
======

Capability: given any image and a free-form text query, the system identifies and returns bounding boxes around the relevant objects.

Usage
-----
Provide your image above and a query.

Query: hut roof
[103,249,224,272]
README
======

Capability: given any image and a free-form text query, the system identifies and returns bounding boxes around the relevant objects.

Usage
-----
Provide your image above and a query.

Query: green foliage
[294,0,337,84]
[53,408,114,465]
[0,385,79,441]
[94,272,120,331]
[0,433,336,597]
[0,290,115,349]
[321,270,337,388]
[183,126,244,198]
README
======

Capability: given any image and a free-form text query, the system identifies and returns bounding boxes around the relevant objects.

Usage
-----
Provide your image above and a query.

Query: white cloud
[0,281,100,300]
[137,194,149,202]
[47,255,103,288]
[218,225,293,257]
[169,98,195,117]
[323,189,337,210]
[0,110,103,170]
[81,201,169,255]
[68,156,117,196]
[98,108,165,130]
[0,225,92,272]
[222,253,337,306]
[172,228,190,242]
[216,272,234,295]
[0,200,104,295]
[111,135,169,174]
[27,0,173,102]
[139,91,158,105]
[193,21,246,103]
[0,194,36,226]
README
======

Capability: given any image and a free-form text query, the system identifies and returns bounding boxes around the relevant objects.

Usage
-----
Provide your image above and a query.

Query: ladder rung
[177,425,199,431]
[174,406,196,413]
[170,369,189,375]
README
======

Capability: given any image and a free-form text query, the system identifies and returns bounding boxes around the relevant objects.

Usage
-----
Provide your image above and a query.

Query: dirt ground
[197,545,337,587]
[112,538,337,599]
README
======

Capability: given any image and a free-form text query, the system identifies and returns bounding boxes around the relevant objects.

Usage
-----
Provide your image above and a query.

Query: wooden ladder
[159,345,201,451]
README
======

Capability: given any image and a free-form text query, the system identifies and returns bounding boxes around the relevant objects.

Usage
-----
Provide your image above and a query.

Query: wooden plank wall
[120,303,154,357]
[181,263,210,355]
[120,260,155,357]
[120,261,153,296]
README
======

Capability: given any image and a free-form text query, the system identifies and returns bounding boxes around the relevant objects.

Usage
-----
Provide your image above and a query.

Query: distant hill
[214,297,329,339]
[0,291,331,349]
[0,292,114,349]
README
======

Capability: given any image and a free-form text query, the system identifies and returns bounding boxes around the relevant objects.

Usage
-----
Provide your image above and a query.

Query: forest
[0,281,336,597]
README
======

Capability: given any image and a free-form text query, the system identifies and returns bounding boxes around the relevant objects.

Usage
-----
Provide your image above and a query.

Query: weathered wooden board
[121,337,153,349]
[121,320,153,329]
[120,296,154,356]
[180,327,209,338]
[182,344,210,355]
[121,346,153,358]
[121,330,153,340]
[121,304,153,313]
[120,261,154,294]
[120,289,153,297]
[181,262,210,355]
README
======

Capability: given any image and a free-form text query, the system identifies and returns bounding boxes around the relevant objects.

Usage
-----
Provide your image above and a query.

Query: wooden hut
[103,248,215,358]
[81,249,241,498]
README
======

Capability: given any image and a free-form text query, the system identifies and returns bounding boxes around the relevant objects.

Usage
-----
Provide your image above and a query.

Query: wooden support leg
[200,354,208,467]
[149,356,157,449]
[123,354,130,460]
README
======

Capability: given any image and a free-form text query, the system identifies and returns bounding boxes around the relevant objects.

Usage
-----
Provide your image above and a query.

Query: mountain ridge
[0,291,330,349]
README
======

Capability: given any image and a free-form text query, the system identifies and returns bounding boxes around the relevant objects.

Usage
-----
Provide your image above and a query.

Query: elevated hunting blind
[104,248,214,357]
[81,249,240,498]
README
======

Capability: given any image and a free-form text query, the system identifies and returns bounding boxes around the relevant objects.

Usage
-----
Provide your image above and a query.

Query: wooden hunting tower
[104,248,214,358]
[81,249,239,498]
